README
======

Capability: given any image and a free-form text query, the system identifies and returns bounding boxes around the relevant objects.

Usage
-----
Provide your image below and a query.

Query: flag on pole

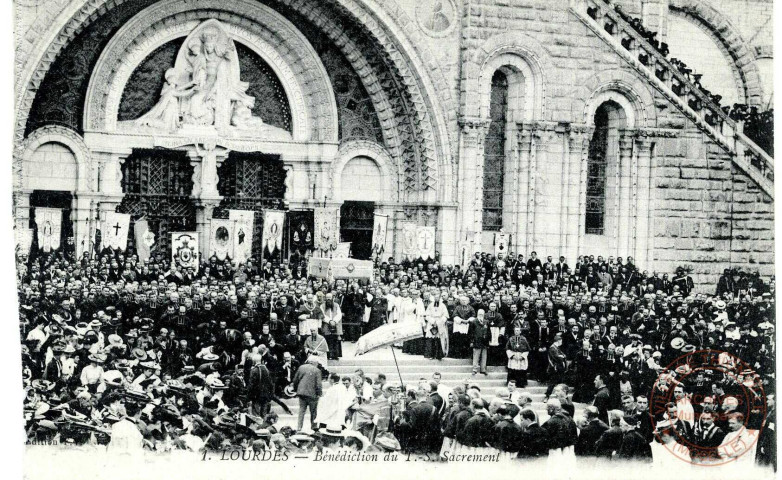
[134,218,155,263]
[102,212,131,250]
[34,207,62,253]
[494,232,509,257]
[263,210,285,254]
[171,232,199,269]
[416,226,436,260]
[372,214,388,257]
[314,207,339,253]
[229,210,254,264]
[16,228,33,257]
[209,218,234,261]
[288,210,314,252]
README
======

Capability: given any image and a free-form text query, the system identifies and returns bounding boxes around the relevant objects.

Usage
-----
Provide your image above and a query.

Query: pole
[389,345,405,389]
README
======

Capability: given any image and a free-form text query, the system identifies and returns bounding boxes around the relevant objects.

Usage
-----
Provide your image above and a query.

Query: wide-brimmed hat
[131,348,148,361]
[202,353,220,362]
[341,430,370,451]
[670,337,685,350]
[103,370,125,387]
[681,344,696,353]
[75,322,90,336]
[715,300,727,310]
[88,353,107,363]
[283,384,296,398]
[207,378,227,390]
[88,319,102,328]
[108,334,124,346]
[31,379,55,392]
[139,361,160,370]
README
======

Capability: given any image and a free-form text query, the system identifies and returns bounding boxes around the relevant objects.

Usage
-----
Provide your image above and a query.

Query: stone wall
[652,127,774,289]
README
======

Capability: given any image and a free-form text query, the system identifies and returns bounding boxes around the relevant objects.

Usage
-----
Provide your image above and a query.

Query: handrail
[571,0,773,195]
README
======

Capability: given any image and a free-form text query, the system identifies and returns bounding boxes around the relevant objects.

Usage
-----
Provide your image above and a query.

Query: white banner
[400,222,418,261]
[263,210,285,254]
[34,207,62,253]
[134,218,155,264]
[314,207,339,253]
[16,228,33,256]
[102,212,131,251]
[335,242,351,258]
[416,226,436,261]
[229,210,254,264]
[171,232,199,270]
[372,214,388,256]
[494,232,509,257]
[209,218,234,261]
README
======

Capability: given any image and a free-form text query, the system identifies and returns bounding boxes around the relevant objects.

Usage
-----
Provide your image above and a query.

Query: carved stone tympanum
[122,19,291,140]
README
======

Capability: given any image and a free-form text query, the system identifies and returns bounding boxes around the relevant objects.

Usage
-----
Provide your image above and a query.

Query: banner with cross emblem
[171,232,199,270]
[314,207,339,253]
[102,212,131,250]
[34,207,62,253]
[372,214,388,258]
[416,226,436,260]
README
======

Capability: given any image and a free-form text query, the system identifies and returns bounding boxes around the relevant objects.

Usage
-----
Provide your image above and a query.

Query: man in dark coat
[398,389,437,453]
[491,405,523,454]
[576,406,609,457]
[457,399,495,448]
[469,310,491,375]
[616,414,653,462]
[690,411,726,464]
[247,354,275,417]
[292,357,323,431]
[592,374,612,425]
[542,398,578,453]
[518,409,549,458]
[756,394,776,470]
[545,333,568,399]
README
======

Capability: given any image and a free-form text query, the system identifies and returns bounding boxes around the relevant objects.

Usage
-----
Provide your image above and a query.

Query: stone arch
[20,126,91,192]
[332,140,398,203]
[15,0,454,204]
[668,0,763,106]
[83,0,337,143]
[462,32,553,121]
[573,69,658,128]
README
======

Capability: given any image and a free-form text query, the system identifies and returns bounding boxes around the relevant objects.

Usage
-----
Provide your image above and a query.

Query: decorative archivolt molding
[83,0,338,143]
[20,125,92,192]
[576,69,659,128]
[331,140,399,203]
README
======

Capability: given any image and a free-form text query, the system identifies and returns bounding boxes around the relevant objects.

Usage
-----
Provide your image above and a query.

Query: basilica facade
[13,0,774,288]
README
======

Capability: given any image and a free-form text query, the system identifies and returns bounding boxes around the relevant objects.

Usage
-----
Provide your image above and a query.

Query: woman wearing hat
[80,352,107,394]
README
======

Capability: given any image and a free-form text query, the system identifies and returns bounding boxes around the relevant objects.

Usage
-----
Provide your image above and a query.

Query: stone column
[515,123,534,256]
[633,134,654,270]
[437,204,458,265]
[567,125,594,263]
[72,194,98,259]
[617,132,635,256]
[457,116,490,254]
[190,145,227,261]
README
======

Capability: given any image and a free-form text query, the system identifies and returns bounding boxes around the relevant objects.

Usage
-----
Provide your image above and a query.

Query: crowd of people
[18,247,776,468]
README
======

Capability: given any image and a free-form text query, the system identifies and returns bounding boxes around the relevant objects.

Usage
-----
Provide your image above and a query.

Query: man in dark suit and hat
[247,354,274,417]
[575,406,609,458]
[545,333,567,399]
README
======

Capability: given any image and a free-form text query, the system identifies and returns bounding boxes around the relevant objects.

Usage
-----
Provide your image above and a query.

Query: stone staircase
[270,343,584,428]
[570,0,774,198]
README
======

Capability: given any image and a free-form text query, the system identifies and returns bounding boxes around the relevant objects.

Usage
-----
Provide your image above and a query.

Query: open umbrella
[355,322,426,389]
[354,321,424,356]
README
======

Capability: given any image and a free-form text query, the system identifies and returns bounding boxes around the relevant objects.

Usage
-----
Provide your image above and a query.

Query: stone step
[328,364,509,374]
[328,370,513,382]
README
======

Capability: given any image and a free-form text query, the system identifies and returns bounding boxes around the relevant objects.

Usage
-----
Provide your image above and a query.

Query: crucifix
[113,223,122,236]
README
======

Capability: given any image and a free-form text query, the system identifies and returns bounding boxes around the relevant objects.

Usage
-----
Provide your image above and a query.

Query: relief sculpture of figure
[128,19,291,139]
